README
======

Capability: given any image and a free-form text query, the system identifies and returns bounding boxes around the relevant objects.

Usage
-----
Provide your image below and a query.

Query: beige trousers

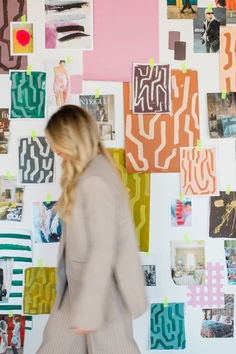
[36,289,140,354]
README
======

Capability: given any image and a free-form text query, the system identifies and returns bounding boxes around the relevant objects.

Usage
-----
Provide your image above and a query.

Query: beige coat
[54,154,148,332]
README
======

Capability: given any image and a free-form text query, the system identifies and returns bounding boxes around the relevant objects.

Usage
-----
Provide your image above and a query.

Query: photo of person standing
[181,0,196,14]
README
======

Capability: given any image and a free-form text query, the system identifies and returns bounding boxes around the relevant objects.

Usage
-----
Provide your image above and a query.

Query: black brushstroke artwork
[45,2,88,12]
[58,32,89,42]
[56,25,85,33]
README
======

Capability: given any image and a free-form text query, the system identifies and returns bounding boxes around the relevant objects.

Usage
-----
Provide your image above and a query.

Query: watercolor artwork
[124,70,200,173]
[45,0,93,49]
[150,303,186,350]
[33,201,62,243]
[209,192,236,238]
[201,294,234,338]
[180,147,218,196]
[171,198,192,227]
[0,0,27,74]
[133,64,171,114]
[11,22,34,55]
[220,26,236,92]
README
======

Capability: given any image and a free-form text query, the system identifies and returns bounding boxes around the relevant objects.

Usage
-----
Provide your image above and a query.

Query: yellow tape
[67,57,71,62]
[46,194,51,204]
[184,234,190,244]
[181,63,187,73]
[32,130,36,140]
[226,185,231,195]
[197,139,201,151]
[163,297,168,308]
[38,258,43,267]
[27,65,31,76]
[21,15,26,26]
[149,58,154,68]
[6,171,13,181]
[221,89,227,100]
[95,89,99,98]
[9,310,13,317]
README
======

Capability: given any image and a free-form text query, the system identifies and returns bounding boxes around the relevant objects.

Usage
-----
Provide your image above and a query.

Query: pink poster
[83,0,159,82]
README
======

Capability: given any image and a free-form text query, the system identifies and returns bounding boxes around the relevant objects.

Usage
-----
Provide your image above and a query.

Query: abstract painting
[109,149,150,252]
[150,303,186,350]
[18,137,55,184]
[0,0,28,74]
[45,0,93,49]
[23,267,56,314]
[180,147,218,196]
[225,241,236,285]
[11,22,34,55]
[0,314,26,352]
[79,95,115,140]
[207,93,236,138]
[187,262,224,308]
[201,295,234,338]
[171,240,205,286]
[220,26,236,92]
[33,201,62,243]
[10,71,46,119]
[0,176,24,222]
[170,197,192,227]
[133,64,171,114]
[0,230,32,314]
[124,70,200,173]
[0,109,10,154]
[209,192,236,238]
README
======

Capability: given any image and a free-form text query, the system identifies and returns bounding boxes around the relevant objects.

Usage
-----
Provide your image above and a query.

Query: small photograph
[171,198,192,227]
[10,22,34,55]
[142,265,156,286]
[167,0,197,19]
[0,176,24,222]
[0,314,26,353]
[193,8,226,53]
[171,240,205,286]
[201,294,234,338]
[0,259,13,304]
[215,0,236,24]
[79,95,115,141]
[225,241,236,285]
[0,109,10,154]
[207,93,236,138]
[45,58,82,114]
[33,201,62,243]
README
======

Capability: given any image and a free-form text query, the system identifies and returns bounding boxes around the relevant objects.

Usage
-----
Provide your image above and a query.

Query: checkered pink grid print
[187,262,224,308]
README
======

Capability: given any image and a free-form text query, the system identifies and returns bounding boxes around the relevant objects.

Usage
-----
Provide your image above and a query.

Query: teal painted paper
[10,71,46,118]
[150,303,186,350]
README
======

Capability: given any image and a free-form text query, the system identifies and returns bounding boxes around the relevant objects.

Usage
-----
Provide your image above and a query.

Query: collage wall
[0,0,236,353]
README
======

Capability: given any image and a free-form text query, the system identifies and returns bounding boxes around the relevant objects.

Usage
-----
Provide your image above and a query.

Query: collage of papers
[0,0,236,352]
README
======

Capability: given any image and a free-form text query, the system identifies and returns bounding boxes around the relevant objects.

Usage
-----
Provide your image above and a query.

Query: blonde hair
[45,105,116,224]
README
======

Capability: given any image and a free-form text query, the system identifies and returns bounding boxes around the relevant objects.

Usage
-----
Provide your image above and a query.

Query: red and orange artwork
[124,69,200,173]
[220,27,236,92]
[180,147,218,196]
[11,22,34,55]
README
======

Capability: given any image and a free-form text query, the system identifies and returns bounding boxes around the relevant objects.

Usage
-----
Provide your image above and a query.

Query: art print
[0,109,10,154]
[0,314,26,353]
[0,176,24,222]
[10,22,34,55]
[171,197,192,227]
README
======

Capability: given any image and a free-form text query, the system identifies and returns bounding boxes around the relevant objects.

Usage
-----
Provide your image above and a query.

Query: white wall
[0,0,236,353]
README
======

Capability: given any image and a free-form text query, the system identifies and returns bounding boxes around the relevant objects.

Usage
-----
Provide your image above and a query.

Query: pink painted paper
[70,75,82,94]
[187,262,225,308]
[83,0,159,82]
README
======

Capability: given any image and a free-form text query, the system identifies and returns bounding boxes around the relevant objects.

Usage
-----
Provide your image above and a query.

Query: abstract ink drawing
[45,0,93,49]
[133,64,171,114]
[18,137,55,184]
[180,147,218,196]
[150,303,186,350]
[124,70,200,173]
[0,0,28,74]
[10,71,46,119]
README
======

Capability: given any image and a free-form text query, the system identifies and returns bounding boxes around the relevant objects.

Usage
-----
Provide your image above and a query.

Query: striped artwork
[0,230,32,317]
[109,149,150,252]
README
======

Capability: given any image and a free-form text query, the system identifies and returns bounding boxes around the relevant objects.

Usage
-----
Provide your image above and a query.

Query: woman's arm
[69,175,117,331]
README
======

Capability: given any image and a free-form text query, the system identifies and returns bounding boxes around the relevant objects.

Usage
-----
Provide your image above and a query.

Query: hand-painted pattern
[10,71,46,118]
[109,149,150,252]
[124,70,200,173]
[180,147,218,196]
[0,0,28,74]
[18,137,55,184]
[220,27,236,92]
[150,303,186,350]
[23,267,56,314]
[133,64,171,114]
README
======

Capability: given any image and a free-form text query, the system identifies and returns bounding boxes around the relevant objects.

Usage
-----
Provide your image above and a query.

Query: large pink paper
[83,0,159,82]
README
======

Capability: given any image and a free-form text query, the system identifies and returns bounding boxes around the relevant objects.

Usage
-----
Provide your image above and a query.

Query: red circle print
[16,30,31,47]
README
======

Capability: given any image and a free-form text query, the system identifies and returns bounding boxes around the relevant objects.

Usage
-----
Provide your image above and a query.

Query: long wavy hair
[45,105,116,224]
